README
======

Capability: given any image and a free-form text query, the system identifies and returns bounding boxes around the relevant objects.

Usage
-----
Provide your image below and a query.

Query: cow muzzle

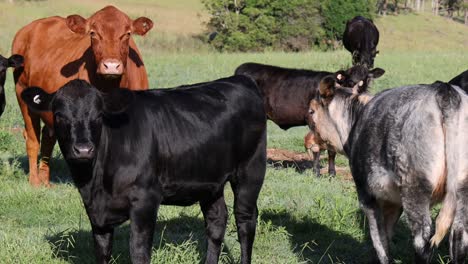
[71,143,95,160]
[98,59,123,77]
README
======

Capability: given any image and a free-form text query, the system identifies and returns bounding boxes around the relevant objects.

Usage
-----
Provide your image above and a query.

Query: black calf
[22,76,267,264]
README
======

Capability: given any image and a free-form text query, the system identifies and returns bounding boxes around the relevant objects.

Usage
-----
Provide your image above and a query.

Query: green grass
[0,1,467,263]
[1,49,466,263]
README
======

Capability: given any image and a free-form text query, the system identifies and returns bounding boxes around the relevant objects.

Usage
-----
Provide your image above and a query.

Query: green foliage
[319,0,377,41]
[202,0,322,52]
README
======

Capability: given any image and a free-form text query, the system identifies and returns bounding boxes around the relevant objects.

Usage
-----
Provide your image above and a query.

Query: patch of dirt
[267,148,352,180]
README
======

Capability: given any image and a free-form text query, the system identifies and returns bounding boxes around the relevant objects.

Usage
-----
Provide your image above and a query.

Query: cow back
[99,76,266,205]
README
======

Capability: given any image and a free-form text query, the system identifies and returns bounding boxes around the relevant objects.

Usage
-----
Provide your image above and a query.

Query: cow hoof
[28,176,42,187]
[328,170,336,177]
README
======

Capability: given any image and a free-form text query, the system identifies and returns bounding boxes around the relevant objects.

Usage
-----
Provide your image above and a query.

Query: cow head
[308,67,384,154]
[66,6,153,77]
[353,50,379,69]
[0,54,23,116]
[334,65,385,93]
[21,79,133,163]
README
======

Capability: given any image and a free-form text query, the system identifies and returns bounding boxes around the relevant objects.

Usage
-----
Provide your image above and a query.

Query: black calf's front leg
[129,194,159,264]
[200,195,228,264]
[91,226,114,264]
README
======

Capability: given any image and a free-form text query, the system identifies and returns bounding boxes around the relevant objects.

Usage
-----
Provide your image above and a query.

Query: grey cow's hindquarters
[311,80,468,263]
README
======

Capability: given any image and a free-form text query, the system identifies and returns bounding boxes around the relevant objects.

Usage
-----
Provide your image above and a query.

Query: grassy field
[0,1,467,263]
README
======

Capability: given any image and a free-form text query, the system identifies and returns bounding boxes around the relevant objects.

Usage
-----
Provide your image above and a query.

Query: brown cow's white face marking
[66,6,153,77]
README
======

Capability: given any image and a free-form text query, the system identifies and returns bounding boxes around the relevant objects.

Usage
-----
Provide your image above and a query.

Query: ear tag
[337,74,343,80]
[33,95,41,104]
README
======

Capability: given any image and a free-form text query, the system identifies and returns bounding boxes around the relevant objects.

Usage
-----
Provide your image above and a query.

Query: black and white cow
[309,79,467,263]
[21,76,267,264]
[449,69,468,93]
[235,62,384,176]
[343,16,380,68]
[0,54,23,116]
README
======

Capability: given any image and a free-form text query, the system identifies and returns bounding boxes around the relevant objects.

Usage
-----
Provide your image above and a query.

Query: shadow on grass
[261,210,372,263]
[14,154,74,184]
[261,209,453,263]
[267,157,314,173]
[46,215,236,264]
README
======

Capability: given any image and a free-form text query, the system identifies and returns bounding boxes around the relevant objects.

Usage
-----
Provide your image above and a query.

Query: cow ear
[8,54,23,68]
[21,87,55,112]
[102,88,134,114]
[132,17,153,36]
[369,68,385,79]
[66,15,88,34]
[335,70,346,81]
[319,76,336,104]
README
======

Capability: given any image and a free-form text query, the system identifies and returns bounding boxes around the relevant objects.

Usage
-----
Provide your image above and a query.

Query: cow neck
[336,93,372,156]
[93,75,125,92]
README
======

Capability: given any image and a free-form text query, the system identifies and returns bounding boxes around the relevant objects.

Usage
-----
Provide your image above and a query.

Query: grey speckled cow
[309,78,468,263]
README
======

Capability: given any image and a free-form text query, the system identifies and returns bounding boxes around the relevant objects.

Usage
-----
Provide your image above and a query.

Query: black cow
[0,54,23,116]
[21,76,267,264]
[235,62,384,176]
[449,69,468,93]
[343,16,380,68]
[310,79,467,263]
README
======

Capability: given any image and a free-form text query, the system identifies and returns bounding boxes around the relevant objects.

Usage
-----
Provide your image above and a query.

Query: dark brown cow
[12,6,153,187]
[235,62,384,177]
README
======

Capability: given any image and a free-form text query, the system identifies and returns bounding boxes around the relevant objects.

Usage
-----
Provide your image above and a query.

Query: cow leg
[129,193,159,264]
[402,190,433,264]
[449,184,468,263]
[382,201,402,243]
[231,138,266,264]
[359,197,390,264]
[38,126,55,186]
[17,99,41,186]
[91,226,114,264]
[307,147,321,177]
[327,150,336,176]
[200,195,228,264]
[304,131,321,176]
[449,213,468,263]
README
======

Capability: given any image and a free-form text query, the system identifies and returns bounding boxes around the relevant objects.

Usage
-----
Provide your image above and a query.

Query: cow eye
[90,31,96,37]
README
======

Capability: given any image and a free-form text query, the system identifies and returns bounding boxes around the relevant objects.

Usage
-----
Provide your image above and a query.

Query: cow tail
[431,82,463,247]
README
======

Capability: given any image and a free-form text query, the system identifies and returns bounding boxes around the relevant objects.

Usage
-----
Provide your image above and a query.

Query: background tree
[202,0,322,52]
[203,0,376,52]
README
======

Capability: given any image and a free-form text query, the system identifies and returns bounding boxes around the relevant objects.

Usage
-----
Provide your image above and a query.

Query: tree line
[202,0,468,52]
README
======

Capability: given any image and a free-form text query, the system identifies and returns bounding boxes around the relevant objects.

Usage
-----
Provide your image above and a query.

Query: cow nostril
[116,64,120,69]
[73,144,94,157]
[103,63,109,69]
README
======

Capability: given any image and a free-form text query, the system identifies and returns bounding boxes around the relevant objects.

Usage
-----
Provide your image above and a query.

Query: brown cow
[12,6,153,187]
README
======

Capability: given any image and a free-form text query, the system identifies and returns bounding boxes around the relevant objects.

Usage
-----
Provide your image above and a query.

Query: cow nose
[73,143,95,159]
[99,59,123,75]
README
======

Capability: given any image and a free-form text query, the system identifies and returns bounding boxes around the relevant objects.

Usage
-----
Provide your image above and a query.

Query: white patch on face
[33,95,41,104]
[337,74,343,80]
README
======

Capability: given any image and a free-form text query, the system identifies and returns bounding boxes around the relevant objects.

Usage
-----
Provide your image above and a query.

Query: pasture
[0,0,467,263]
